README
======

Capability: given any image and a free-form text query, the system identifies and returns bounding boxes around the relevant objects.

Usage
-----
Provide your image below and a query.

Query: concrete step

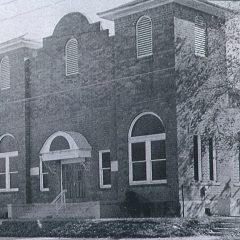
[212,227,239,232]
[215,222,240,228]
[9,201,100,219]
[209,230,225,236]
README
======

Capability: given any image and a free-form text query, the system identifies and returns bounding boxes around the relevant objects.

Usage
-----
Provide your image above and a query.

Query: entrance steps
[209,217,240,236]
[8,201,100,219]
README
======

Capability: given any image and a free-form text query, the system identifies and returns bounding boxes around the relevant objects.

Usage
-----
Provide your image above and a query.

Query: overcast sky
[0,0,237,44]
[0,0,132,43]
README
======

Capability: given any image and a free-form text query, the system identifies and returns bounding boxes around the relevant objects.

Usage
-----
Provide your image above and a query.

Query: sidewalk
[0,236,220,240]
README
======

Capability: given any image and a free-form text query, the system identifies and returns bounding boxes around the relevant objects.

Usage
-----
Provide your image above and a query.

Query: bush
[121,190,141,217]
[0,218,215,238]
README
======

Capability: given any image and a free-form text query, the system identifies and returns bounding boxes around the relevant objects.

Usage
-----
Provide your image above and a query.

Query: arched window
[0,134,18,191]
[0,56,10,90]
[136,15,153,58]
[65,38,79,76]
[129,113,166,185]
[195,16,207,57]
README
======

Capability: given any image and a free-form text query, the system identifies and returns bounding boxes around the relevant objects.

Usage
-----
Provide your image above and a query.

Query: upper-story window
[195,16,207,57]
[65,38,79,76]
[136,15,153,58]
[0,56,10,90]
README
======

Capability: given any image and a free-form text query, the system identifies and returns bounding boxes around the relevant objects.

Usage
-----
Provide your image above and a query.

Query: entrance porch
[39,131,91,203]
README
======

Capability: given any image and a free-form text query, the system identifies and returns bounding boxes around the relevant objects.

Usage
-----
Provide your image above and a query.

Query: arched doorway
[40,131,91,201]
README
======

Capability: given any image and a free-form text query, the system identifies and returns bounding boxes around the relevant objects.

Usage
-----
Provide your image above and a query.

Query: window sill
[0,188,19,193]
[191,181,221,186]
[129,180,167,186]
[65,73,79,78]
[202,181,221,186]
[1,87,10,91]
[40,188,49,192]
[100,185,111,189]
[137,53,153,60]
[195,54,207,59]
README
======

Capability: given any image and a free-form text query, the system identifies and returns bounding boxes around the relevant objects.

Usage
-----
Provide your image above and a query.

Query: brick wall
[0,2,231,218]
[174,3,230,216]
[0,47,37,210]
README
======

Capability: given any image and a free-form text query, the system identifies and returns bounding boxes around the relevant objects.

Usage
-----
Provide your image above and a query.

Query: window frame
[99,150,111,189]
[136,15,153,59]
[65,38,79,76]
[194,15,207,57]
[40,158,49,192]
[208,137,217,182]
[0,56,10,90]
[0,151,18,192]
[129,112,167,185]
[193,134,202,181]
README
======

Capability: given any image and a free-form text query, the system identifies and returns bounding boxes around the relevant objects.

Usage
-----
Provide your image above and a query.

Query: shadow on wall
[120,190,180,218]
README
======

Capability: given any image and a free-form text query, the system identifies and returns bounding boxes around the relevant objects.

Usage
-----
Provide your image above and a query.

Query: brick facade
[0,0,236,218]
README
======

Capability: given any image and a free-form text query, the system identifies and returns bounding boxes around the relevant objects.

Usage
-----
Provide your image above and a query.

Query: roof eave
[0,38,42,55]
[97,0,233,21]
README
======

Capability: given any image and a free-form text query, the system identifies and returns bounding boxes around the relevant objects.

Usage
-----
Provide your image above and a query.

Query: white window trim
[40,157,49,192]
[99,150,111,189]
[136,15,153,59]
[128,112,167,186]
[0,151,18,192]
[129,134,167,185]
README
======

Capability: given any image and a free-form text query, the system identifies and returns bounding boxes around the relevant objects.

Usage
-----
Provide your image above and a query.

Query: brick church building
[0,0,238,218]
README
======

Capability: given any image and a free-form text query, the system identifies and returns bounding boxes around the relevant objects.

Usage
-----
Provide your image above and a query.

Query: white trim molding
[0,36,41,55]
[40,131,92,161]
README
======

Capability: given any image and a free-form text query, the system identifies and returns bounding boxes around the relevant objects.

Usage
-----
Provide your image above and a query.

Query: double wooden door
[62,163,85,201]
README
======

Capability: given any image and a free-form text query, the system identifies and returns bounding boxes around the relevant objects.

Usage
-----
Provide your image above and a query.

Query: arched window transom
[0,56,10,90]
[136,15,153,58]
[129,113,167,185]
[65,38,79,76]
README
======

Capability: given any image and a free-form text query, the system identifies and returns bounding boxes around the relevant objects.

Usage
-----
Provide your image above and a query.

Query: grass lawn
[0,218,216,238]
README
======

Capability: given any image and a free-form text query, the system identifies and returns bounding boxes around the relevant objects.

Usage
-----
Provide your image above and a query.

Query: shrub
[121,190,141,217]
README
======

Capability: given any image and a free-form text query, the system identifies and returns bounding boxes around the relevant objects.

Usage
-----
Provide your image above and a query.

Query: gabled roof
[98,0,233,21]
[0,36,42,55]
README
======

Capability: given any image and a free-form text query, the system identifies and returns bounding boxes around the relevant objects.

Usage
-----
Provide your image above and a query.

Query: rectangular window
[239,144,240,182]
[40,160,49,191]
[130,137,167,185]
[193,135,201,181]
[99,150,111,188]
[0,152,18,191]
[150,140,166,181]
[209,137,214,181]
[132,142,146,181]
[195,16,207,57]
